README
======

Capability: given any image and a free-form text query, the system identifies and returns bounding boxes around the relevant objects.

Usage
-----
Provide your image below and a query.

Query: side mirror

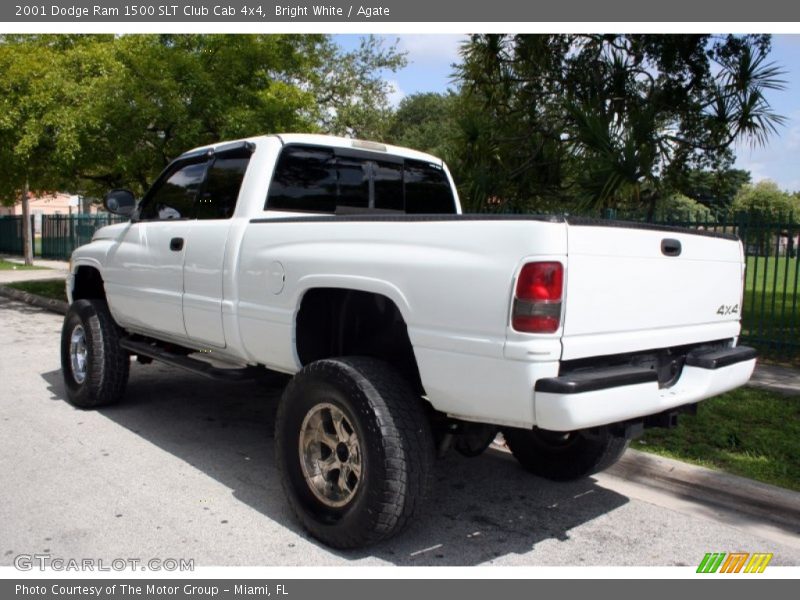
[103,189,136,217]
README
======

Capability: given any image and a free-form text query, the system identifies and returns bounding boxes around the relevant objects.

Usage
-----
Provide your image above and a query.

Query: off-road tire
[503,426,629,481]
[275,356,434,549]
[60,299,129,408]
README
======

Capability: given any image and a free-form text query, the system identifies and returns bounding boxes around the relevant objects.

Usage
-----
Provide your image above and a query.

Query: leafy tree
[384,91,518,212]
[0,35,116,263]
[733,180,798,217]
[733,181,798,256]
[385,92,458,158]
[309,35,406,140]
[456,35,785,217]
[678,168,751,216]
[0,34,406,207]
[78,34,321,196]
[655,193,715,222]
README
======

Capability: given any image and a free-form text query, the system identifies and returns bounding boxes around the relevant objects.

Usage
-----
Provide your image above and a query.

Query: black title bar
[3,0,800,22]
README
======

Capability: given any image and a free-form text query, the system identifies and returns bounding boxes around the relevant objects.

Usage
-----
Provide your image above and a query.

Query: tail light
[512,262,563,333]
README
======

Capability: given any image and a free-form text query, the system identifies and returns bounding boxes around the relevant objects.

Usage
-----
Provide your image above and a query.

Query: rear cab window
[266,144,456,214]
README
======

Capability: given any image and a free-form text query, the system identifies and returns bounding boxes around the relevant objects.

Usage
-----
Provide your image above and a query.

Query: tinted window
[266,145,456,214]
[140,161,207,220]
[374,160,404,211]
[267,146,336,212]
[405,160,455,214]
[196,156,249,220]
[336,155,369,209]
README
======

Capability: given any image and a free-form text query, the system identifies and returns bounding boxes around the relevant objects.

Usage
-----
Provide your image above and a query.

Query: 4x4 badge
[717,304,739,316]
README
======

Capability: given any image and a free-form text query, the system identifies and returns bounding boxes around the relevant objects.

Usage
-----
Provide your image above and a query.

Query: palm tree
[457,35,786,220]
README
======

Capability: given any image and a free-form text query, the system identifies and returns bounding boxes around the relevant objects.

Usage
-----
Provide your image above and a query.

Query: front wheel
[503,426,628,481]
[60,299,129,408]
[275,357,434,549]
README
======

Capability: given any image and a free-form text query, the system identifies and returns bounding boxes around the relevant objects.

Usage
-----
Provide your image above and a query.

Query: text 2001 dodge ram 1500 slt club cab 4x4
[61,134,756,548]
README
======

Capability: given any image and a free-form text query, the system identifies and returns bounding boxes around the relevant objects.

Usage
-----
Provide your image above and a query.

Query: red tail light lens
[515,262,563,301]
[512,262,563,333]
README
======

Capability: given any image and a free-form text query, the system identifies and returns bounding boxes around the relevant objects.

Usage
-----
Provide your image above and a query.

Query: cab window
[196,156,250,220]
[266,144,456,214]
[139,161,208,221]
[266,146,337,213]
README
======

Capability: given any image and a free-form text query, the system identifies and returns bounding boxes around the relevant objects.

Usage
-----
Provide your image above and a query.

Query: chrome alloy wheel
[299,402,362,508]
[69,324,88,384]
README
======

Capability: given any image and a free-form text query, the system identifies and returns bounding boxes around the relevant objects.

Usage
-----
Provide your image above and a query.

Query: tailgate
[561,222,744,360]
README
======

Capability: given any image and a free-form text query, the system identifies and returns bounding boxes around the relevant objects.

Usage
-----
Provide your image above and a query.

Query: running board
[120,338,259,381]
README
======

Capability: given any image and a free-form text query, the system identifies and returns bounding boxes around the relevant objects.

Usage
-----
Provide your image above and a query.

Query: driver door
[104,159,209,340]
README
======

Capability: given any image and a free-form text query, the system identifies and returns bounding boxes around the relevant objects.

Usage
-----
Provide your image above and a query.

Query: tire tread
[275,357,434,548]
[61,299,129,408]
[504,426,629,481]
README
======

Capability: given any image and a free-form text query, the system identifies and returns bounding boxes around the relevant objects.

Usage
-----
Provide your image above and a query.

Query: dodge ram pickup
[62,133,757,548]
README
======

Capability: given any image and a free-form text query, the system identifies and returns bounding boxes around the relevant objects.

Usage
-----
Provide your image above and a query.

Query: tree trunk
[645,190,659,223]
[20,179,33,266]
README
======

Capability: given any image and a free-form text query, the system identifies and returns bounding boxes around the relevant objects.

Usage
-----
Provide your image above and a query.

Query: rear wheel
[275,356,434,549]
[503,426,628,481]
[60,299,129,408]
[454,423,499,457]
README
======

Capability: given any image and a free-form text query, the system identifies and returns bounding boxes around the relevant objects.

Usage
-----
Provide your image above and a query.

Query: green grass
[741,256,800,363]
[746,255,798,293]
[6,279,67,302]
[0,258,46,270]
[633,387,800,491]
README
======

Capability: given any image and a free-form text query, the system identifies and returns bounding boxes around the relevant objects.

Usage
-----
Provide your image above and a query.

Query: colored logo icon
[697,552,773,573]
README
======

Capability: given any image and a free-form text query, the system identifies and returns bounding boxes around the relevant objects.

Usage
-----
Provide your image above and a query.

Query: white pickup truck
[62,133,756,548]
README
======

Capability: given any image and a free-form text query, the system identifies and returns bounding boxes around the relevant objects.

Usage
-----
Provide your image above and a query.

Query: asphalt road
[1,296,798,567]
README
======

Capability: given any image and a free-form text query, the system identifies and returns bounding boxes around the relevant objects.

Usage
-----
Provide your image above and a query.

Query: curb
[490,442,800,529]
[0,284,68,315]
[607,449,800,529]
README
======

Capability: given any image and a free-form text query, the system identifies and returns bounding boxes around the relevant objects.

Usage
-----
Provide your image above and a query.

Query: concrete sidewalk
[748,363,800,396]
[1,256,70,270]
[0,255,69,285]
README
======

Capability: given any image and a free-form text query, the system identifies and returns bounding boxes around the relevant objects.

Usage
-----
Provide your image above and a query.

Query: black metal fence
[0,215,30,255]
[39,214,124,259]
[0,213,124,260]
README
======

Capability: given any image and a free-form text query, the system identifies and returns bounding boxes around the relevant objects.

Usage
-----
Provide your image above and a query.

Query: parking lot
[1,296,799,567]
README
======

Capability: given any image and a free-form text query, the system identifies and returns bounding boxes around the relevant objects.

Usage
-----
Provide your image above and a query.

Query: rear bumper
[533,346,757,431]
